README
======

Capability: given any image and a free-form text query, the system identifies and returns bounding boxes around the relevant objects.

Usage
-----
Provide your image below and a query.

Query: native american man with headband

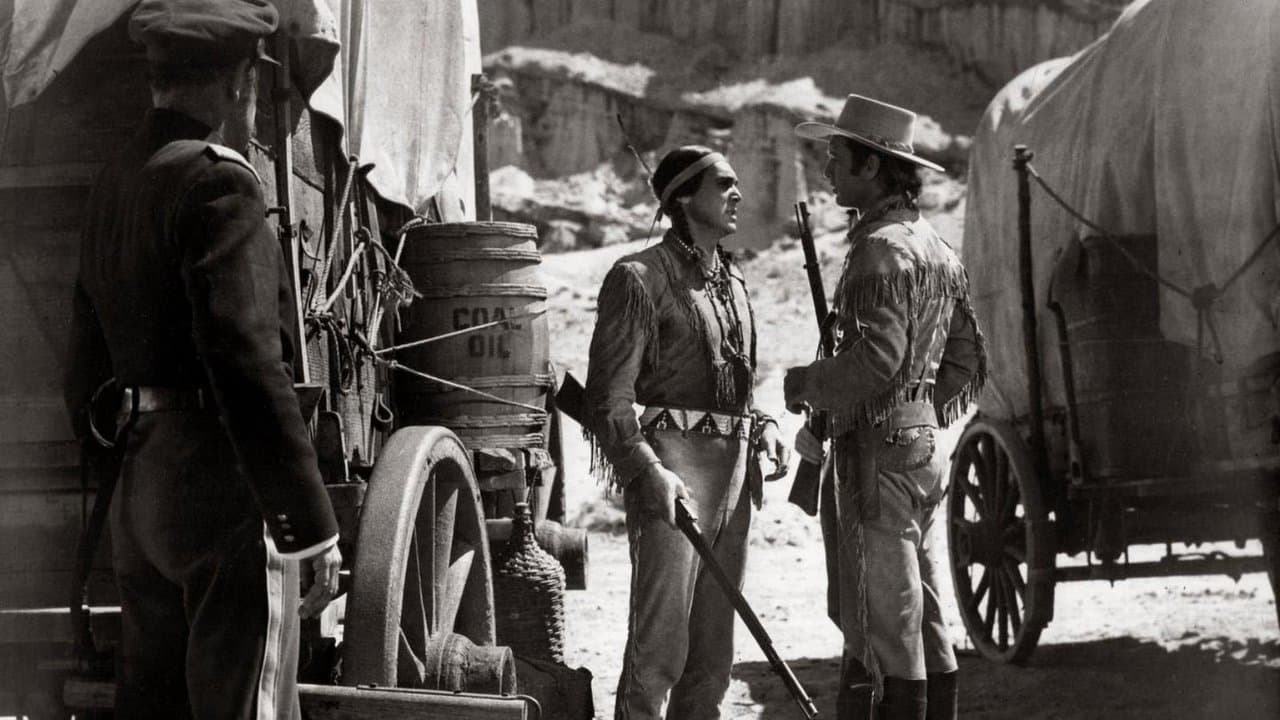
[785,96,986,720]
[583,146,789,719]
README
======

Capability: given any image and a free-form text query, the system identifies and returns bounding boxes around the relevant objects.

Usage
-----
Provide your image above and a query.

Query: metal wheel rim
[343,426,495,686]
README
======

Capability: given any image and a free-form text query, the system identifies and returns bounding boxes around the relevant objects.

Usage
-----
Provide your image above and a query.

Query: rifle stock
[787,202,830,516]
[554,371,587,427]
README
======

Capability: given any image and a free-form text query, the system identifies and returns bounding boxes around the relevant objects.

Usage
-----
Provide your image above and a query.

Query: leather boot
[835,656,875,720]
[925,670,958,720]
[878,676,927,720]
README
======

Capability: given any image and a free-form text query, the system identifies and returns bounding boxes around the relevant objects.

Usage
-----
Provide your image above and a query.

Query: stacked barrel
[395,222,590,694]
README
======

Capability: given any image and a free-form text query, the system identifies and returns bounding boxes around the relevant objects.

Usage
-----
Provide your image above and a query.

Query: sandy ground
[541,221,1280,719]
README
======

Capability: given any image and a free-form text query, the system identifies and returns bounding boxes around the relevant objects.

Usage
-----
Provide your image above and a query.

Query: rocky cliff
[478,0,1127,86]
[482,21,978,250]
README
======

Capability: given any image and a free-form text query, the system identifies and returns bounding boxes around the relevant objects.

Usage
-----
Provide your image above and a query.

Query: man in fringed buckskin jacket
[583,146,789,719]
[784,95,986,720]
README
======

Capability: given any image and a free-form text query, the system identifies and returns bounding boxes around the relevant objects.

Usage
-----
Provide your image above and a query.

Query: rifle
[675,499,819,719]
[554,371,587,425]
[555,376,818,717]
[788,201,830,516]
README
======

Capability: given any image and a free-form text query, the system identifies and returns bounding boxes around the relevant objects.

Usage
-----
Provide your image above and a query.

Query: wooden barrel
[395,222,550,450]
[1050,234,1200,478]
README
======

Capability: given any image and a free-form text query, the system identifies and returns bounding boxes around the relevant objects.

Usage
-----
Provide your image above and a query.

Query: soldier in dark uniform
[63,1,341,717]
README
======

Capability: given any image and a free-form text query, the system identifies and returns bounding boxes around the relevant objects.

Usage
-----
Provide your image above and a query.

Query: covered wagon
[0,1,586,716]
[954,0,1280,662]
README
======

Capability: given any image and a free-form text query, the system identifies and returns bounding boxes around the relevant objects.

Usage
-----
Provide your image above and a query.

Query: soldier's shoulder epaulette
[203,143,262,185]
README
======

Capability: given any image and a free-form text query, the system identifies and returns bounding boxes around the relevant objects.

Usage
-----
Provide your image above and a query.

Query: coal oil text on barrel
[395,221,551,469]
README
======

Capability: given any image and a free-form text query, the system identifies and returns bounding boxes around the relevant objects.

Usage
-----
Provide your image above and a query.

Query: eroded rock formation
[478,0,1126,86]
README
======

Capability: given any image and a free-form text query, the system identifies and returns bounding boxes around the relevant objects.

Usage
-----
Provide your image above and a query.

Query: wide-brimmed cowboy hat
[795,94,944,173]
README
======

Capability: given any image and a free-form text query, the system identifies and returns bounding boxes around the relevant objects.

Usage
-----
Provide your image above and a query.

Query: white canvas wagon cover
[963,0,1280,418]
[1,0,482,215]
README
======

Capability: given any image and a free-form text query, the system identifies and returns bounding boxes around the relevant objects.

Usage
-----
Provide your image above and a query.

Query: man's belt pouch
[877,400,938,472]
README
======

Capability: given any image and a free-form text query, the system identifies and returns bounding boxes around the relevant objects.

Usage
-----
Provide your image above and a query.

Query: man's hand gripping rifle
[553,375,818,718]
[787,201,831,516]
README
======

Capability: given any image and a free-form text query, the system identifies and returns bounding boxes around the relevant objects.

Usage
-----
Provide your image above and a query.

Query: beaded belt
[638,406,751,438]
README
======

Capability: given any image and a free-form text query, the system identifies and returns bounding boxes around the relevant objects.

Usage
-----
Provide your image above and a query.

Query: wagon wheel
[947,418,1054,663]
[342,426,507,689]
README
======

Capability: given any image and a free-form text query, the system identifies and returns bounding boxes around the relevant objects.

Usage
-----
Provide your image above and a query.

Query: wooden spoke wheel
[947,418,1054,663]
[343,426,506,689]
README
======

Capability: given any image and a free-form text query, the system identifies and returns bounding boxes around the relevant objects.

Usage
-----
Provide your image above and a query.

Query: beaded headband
[656,152,727,209]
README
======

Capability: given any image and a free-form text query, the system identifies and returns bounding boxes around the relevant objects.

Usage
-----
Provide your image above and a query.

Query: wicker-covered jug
[494,502,566,662]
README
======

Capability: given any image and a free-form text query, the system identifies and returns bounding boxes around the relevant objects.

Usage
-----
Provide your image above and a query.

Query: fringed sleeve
[933,288,987,427]
[795,234,916,431]
[798,296,913,426]
[797,229,977,433]
[582,262,661,492]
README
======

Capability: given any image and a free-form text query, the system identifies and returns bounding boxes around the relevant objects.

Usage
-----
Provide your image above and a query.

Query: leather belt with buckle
[119,386,210,416]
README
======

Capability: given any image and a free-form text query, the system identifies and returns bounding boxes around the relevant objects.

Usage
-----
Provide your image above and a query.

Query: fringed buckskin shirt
[584,231,757,490]
[792,196,986,430]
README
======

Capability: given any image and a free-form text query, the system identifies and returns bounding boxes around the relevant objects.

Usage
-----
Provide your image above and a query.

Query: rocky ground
[541,211,1280,719]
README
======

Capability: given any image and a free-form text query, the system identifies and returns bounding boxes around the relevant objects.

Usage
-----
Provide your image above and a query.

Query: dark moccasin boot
[836,682,875,720]
[878,677,927,720]
[925,670,958,720]
[836,656,875,720]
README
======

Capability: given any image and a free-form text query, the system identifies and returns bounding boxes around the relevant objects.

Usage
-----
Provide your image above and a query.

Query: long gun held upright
[788,201,830,516]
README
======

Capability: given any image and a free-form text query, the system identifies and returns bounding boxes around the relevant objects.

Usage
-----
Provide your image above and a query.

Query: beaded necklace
[669,233,752,406]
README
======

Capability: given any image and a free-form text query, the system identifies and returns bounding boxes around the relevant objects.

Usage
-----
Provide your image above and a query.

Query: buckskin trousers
[110,412,302,720]
[615,428,751,720]
[837,442,957,685]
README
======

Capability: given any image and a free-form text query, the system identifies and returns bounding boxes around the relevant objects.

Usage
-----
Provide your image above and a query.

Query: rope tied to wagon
[1024,162,1280,364]
[306,312,358,391]
[376,356,548,415]
[374,307,547,356]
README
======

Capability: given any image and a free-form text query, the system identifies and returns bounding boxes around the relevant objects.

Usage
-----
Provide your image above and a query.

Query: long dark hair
[651,145,716,238]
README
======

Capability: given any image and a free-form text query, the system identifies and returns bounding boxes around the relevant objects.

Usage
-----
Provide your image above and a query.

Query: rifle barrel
[789,201,829,516]
[675,500,819,718]
[796,202,828,329]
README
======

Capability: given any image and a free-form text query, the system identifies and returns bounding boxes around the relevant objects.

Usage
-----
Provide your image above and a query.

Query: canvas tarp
[963,0,1280,419]
[0,0,479,216]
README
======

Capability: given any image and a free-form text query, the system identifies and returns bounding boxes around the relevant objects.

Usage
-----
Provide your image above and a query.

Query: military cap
[129,0,279,69]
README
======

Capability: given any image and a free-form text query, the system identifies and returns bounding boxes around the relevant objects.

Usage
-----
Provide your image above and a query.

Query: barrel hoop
[417,284,548,299]
[455,434,547,449]
[411,221,539,239]
[425,413,548,429]
[413,248,542,264]
[410,374,555,391]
